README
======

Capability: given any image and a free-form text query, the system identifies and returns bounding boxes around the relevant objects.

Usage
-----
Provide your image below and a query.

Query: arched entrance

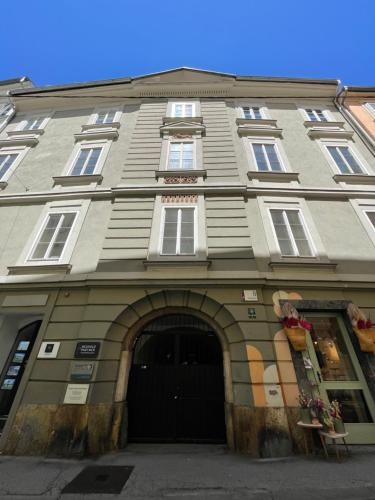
[127,314,226,443]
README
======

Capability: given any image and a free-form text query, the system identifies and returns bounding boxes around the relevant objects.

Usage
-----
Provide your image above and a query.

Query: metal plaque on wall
[70,361,95,381]
[74,342,101,359]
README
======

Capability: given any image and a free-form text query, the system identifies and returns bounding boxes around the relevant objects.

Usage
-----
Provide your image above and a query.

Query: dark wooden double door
[127,326,226,443]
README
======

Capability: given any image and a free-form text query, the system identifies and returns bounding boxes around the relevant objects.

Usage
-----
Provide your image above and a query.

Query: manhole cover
[62,465,134,494]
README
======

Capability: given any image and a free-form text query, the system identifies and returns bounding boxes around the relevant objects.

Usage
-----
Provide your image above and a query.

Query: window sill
[7,263,72,275]
[53,174,103,187]
[81,122,121,131]
[163,116,203,125]
[269,260,337,272]
[237,122,282,137]
[333,174,375,185]
[7,128,45,137]
[144,259,211,269]
[247,171,299,183]
[0,134,39,147]
[74,128,119,141]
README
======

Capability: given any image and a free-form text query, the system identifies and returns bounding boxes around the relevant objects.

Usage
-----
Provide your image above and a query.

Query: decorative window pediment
[160,120,206,138]
[305,120,353,139]
[0,133,39,147]
[237,119,282,138]
[74,127,119,141]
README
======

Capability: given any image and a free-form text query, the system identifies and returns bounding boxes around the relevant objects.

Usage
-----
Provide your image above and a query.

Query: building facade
[0,68,374,458]
[337,86,375,151]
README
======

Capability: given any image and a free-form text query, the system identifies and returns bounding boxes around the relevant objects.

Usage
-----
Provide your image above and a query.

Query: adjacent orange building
[337,87,375,149]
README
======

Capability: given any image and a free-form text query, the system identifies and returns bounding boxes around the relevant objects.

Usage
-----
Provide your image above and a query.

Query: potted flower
[330,400,345,434]
[298,391,312,424]
[310,397,325,425]
[321,408,335,434]
[281,303,313,351]
[347,303,375,353]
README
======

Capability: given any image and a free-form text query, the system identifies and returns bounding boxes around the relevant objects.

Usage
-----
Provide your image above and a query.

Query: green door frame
[304,312,375,444]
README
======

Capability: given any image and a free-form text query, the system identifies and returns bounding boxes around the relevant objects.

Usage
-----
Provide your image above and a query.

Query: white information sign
[63,384,89,405]
[37,341,60,359]
[242,290,258,302]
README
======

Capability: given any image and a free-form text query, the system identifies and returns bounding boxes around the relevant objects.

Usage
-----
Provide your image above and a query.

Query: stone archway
[108,290,242,450]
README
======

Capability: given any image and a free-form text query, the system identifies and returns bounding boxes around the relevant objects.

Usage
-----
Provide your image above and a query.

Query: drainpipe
[334,86,375,156]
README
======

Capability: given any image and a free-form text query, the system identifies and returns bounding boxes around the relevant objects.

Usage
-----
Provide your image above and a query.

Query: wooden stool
[318,430,350,461]
[297,421,323,455]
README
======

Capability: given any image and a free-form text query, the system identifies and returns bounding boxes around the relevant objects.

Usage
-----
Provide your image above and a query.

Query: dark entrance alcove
[127,314,226,443]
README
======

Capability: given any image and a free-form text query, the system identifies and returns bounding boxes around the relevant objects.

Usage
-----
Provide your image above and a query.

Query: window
[0,153,18,180]
[270,209,314,257]
[22,117,45,130]
[251,142,283,171]
[29,212,77,261]
[305,109,328,122]
[95,110,117,124]
[365,211,375,229]
[365,103,375,118]
[242,106,262,120]
[69,147,102,176]
[172,103,195,118]
[0,103,14,130]
[326,145,364,174]
[16,114,50,132]
[167,142,194,170]
[161,207,195,255]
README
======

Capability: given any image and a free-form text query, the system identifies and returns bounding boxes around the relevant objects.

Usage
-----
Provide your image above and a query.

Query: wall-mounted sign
[74,342,101,359]
[38,341,60,359]
[70,361,95,381]
[63,384,89,405]
[242,290,258,302]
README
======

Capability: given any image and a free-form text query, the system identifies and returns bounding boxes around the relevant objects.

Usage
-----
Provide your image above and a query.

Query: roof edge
[10,67,340,96]
[0,76,32,86]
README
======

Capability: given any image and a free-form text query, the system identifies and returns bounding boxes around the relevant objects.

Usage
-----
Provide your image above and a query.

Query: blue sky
[2,0,374,87]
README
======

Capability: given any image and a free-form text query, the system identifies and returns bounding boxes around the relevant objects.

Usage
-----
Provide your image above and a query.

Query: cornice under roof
[10,67,339,96]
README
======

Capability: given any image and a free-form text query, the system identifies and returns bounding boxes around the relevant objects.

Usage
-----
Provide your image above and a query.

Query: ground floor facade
[0,283,374,458]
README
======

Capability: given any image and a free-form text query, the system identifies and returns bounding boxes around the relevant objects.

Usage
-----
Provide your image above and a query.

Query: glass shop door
[305,314,375,444]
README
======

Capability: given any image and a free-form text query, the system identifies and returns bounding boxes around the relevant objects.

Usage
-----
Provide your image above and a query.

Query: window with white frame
[172,103,195,118]
[22,117,45,130]
[251,142,283,171]
[365,210,375,229]
[69,146,103,176]
[305,108,328,122]
[167,142,194,170]
[17,114,50,131]
[161,207,196,255]
[28,212,77,261]
[365,103,375,117]
[0,103,14,130]
[95,110,117,124]
[326,144,364,174]
[270,209,314,257]
[0,152,19,180]
[242,106,262,120]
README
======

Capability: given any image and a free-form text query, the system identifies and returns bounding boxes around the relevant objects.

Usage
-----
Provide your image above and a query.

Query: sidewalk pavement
[0,444,375,500]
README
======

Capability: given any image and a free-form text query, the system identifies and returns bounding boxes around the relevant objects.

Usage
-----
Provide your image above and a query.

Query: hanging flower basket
[353,328,375,354]
[284,327,307,351]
